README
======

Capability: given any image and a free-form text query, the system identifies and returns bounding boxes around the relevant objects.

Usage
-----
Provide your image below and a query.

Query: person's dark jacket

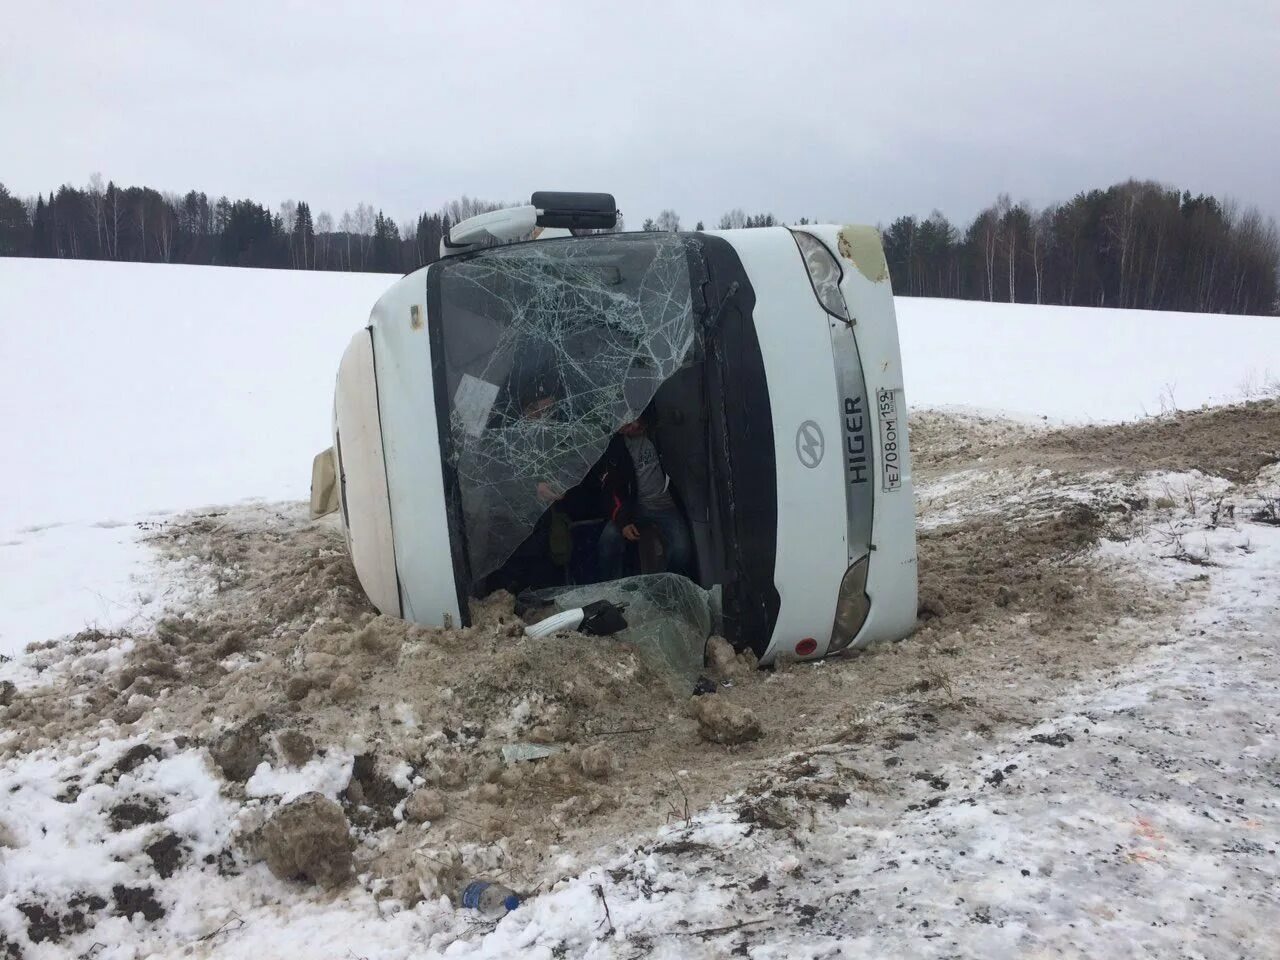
[586,431,673,531]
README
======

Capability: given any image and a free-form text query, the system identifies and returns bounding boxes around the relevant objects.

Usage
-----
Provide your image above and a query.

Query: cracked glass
[517,573,720,688]
[434,234,698,580]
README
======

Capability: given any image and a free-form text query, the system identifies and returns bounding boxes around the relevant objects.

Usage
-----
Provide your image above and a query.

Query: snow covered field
[896,297,1279,422]
[0,259,389,653]
[1,257,1278,959]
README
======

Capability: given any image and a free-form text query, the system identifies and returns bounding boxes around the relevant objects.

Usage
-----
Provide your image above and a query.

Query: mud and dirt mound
[1033,399,1280,480]
[916,500,1112,630]
[256,792,354,889]
[693,696,763,745]
[914,400,1280,483]
[7,404,1246,908]
[908,409,1047,469]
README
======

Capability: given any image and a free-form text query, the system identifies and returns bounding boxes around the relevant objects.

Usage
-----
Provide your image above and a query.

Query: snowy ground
[896,297,1279,422]
[2,429,1277,959]
[0,258,389,653]
[2,261,1279,958]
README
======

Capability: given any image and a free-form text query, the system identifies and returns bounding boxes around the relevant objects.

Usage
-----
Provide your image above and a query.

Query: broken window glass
[434,235,699,580]
[517,573,720,689]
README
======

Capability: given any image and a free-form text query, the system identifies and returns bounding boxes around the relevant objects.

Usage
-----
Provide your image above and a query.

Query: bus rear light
[829,556,871,653]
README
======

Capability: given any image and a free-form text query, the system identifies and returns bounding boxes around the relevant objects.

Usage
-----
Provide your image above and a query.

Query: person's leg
[644,505,695,579]
[596,521,627,581]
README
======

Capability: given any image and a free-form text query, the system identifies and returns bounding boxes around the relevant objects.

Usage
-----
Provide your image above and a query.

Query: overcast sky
[3,1,1278,229]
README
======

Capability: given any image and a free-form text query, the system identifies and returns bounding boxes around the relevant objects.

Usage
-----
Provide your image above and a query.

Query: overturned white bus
[313,192,917,664]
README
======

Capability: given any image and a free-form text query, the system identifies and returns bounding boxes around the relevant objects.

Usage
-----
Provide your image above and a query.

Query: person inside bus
[595,412,694,580]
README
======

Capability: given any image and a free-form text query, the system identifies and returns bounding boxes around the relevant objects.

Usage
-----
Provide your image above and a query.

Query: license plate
[877,388,903,491]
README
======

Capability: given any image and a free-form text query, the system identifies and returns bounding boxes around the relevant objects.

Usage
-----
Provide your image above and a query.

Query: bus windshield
[429,233,698,582]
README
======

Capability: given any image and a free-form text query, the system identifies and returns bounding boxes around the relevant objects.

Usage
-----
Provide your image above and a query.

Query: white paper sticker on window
[453,373,500,438]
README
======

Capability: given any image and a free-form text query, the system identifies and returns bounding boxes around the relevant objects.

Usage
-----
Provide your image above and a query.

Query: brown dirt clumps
[275,730,315,767]
[578,743,616,780]
[256,792,354,889]
[209,715,272,782]
[7,402,1244,903]
[1030,399,1280,481]
[693,696,763,745]
[915,400,1280,484]
[909,409,1047,470]
[404,788,446,823]
[916,501,1110,630]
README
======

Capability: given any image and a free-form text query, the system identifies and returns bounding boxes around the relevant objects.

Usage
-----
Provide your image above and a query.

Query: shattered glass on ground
[519,573,718,688]
[435,235,699,580]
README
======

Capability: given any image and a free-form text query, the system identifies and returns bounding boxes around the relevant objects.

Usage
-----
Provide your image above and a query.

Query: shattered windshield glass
[433,234,698,580]
[518,573,720,690]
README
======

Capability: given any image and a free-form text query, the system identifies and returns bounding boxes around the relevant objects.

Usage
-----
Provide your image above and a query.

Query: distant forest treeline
[0,175,1276,315]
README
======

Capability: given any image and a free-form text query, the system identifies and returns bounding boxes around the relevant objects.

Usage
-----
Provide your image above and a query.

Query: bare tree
[1028,206,1054,305]
[973,207,998,301]
[87,173,105,258]
[279,200,297,232]
[157,191,181,262]
[279,200,298,267]
[717,208,747,230]
[339,210,354,270]
[133,192,147,260]
[655,209,681,232]
[353,202,375,268]
[991,194,1017,302]
[316,211,334,270]
[1104,181,1140,308]
[442,195,508,225]
[108,185,123,260]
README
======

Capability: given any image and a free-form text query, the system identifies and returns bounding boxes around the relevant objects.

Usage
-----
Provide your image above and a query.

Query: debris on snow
[500,743,558,764]
[692,696,763,745]
[403,788,446,823]
[578,744,615,780]
[209,715,271,782]
[3,398,1279,957]
[255,792,355,889]
[275,729,315,767]
[704,635,737,676]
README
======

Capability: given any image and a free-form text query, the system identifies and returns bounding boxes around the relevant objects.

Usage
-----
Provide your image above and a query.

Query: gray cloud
[4,0,1278,227]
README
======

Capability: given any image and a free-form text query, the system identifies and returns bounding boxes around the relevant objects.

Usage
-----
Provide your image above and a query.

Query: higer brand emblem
[795,420,825,469]
[845,396,868,484]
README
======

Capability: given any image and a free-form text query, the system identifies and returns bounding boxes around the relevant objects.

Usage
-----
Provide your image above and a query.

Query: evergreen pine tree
[31,195,51,257]
[0,182,30,256]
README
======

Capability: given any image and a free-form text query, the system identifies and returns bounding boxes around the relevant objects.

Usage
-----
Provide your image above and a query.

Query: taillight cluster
[828,556,871,653]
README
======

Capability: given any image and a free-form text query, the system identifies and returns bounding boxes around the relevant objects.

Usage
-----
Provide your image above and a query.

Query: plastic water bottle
[460,879,522,918]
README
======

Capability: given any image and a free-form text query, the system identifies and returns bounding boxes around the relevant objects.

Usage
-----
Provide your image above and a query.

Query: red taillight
[795,638,818,657]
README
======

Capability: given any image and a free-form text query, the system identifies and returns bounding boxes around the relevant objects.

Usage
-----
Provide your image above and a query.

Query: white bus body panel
[714,226,917,661]
[366,271,463,627]
[820,224,918,649]
[712,228,851,661]
[333,330,400,617]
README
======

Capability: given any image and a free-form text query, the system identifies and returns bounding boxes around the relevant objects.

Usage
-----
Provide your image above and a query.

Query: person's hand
[536,482,564,503]
[622,523,641,542]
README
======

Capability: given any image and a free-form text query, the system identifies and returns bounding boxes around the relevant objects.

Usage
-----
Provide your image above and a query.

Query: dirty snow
[3,412,1276,957]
